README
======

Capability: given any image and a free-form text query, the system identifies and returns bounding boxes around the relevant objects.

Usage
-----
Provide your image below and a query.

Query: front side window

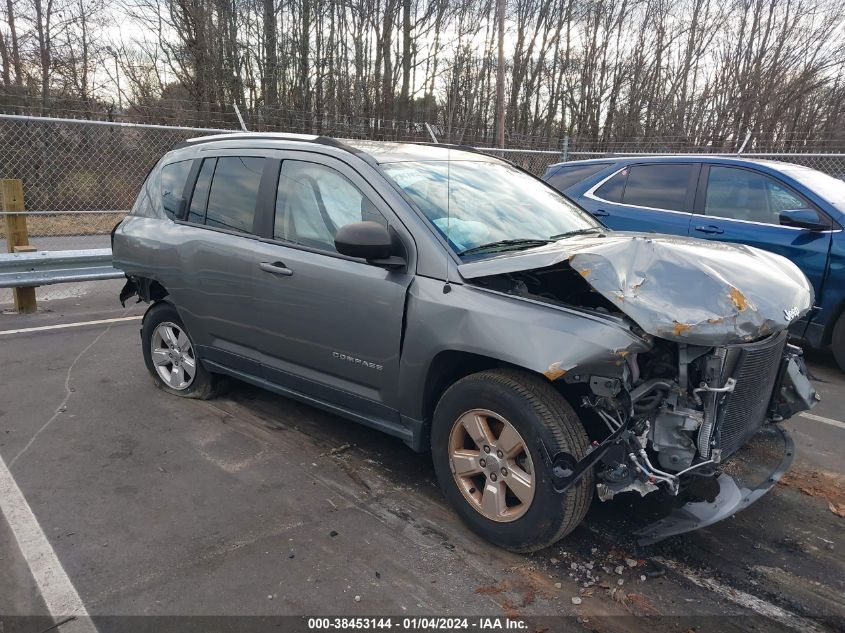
[705,166,807,225]
[204,157,265,233]
[274,160,387,252]
[160,160,192,219]
[381,160,598,256]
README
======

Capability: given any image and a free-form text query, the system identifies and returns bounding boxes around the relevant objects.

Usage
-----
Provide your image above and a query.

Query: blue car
[543,156,845,370]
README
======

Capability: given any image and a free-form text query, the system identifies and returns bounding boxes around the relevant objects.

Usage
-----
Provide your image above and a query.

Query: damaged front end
[554,337,816,544]
[460,233,819,543]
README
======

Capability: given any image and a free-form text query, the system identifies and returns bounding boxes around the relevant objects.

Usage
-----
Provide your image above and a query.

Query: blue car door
[579,162,699,236]
[691,164,832,318]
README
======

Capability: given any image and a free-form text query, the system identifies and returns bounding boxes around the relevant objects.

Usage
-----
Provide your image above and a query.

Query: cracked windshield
[382,160,599,256]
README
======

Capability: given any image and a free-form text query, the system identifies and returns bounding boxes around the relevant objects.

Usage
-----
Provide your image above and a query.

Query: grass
[1,212,127,240]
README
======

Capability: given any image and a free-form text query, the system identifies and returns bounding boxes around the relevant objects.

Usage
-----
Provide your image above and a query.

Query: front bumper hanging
[633,424,795,546]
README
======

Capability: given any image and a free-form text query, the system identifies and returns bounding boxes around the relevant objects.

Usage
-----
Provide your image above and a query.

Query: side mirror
[779,208,829,231]
[335,221,405,269]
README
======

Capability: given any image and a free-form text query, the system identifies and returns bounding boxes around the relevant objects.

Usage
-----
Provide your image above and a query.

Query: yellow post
[1,179,37,313]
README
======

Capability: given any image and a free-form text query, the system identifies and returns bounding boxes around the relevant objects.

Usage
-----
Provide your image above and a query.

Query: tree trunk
[495,0,505,147]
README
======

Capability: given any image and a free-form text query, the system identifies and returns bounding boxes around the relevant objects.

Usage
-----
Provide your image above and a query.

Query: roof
[177,132,495,164]
[546,154,820,174]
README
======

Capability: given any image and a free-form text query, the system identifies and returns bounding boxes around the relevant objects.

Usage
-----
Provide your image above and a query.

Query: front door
[691,164,832,317]
[248,153,414,420]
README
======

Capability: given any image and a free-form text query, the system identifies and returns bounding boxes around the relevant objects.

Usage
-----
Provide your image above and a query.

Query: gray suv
[113,134,818,551]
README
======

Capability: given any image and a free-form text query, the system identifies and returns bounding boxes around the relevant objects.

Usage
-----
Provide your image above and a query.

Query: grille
[717,331,787,458]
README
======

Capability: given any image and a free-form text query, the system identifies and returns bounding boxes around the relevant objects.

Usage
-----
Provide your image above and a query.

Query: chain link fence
[2,113,844,307]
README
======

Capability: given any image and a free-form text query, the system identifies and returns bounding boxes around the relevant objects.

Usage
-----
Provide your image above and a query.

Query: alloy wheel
[150,321,196,391]
[448,408,535,522]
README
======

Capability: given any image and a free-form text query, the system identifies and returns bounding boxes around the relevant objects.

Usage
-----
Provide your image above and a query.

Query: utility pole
[495,0,505,148]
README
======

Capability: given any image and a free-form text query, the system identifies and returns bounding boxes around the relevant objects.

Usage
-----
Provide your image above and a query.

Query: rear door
[172,151,274,374]
[580,162,699,235]
[691,164,832,307]
[246,152,414,418]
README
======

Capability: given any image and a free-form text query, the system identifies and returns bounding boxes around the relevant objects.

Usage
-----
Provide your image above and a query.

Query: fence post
[560,135,570,162]
[1,179,37,313]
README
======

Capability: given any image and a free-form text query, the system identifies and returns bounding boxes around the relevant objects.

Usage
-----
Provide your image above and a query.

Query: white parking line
[799,411,845,430]
[0,315,141,336]
[654,557,827,633]
[0,453,97,633]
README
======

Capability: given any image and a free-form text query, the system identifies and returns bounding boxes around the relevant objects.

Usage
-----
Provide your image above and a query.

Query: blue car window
[705,166,806,225]
[594,169,627,202]
[622,164,693,211]
[547,163,610,191]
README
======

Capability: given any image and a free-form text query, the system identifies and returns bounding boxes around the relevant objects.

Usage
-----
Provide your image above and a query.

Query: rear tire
[141,302,218,399]
[832,312,845,373]
[431,368,593,552]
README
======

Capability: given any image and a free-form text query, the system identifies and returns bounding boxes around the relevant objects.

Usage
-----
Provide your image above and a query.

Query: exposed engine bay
[470,261,819,516]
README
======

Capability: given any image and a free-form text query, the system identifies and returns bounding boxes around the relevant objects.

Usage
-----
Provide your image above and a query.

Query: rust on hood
[729,286,750,311]
[672,322,693,337]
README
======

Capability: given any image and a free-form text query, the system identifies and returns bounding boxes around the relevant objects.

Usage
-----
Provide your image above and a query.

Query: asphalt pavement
[0,292,843,633]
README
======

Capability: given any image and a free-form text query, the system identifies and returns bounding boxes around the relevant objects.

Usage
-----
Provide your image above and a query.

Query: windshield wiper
[549,228,604,240]
[458,238,551,257]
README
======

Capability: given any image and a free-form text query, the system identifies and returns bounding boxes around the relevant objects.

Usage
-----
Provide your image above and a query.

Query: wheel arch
[418,350,584,429]
[820,295,845,347]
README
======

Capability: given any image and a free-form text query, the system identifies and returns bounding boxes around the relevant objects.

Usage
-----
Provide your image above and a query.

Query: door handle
[259,261,294,276]
[591,209,610,217]
[694,225,724,235]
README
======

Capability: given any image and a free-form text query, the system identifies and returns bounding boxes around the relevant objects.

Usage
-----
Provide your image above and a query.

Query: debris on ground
[321,443,353,457]
[779,469,845,517]
[571,596,582,605]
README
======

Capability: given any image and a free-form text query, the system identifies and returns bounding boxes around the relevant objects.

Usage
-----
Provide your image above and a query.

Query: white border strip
[0,316,141,336]
[799,411,845,430]
[0,453,97,632]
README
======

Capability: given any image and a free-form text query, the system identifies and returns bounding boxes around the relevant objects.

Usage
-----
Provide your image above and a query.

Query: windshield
[381,160,600,256]
[783,167,845,213]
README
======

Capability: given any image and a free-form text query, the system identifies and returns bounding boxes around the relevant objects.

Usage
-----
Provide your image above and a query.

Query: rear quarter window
[160,160,193,220]
[594,168,627,202]
[546,163,611,191]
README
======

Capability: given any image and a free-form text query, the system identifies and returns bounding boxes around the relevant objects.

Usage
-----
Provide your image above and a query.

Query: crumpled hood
[458,232,814,345]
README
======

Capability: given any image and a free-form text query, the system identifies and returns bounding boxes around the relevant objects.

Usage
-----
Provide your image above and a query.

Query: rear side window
[160,160,192,220]
[187,159,216,224]
[202,157,265,234]
[622,164,694,211]
[594,169,627,202]
[546,163,610,191]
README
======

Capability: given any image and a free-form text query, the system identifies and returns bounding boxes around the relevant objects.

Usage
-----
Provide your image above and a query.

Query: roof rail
[173,131,379,166]
[174,131,318,150]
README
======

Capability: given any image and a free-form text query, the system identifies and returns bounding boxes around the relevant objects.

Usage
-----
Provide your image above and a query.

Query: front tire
[141,302,217,399]
[431,369,593,552]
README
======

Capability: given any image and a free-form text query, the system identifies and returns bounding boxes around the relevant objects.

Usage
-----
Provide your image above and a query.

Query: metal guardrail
[0,248,121,288]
